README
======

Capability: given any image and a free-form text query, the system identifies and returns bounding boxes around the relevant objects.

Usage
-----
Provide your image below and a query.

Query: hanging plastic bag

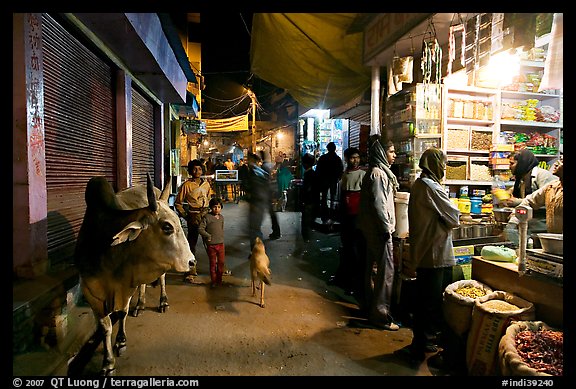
[393,56,414,83]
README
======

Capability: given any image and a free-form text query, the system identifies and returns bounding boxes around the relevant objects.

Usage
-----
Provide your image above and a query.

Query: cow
[114,183,171,316]
[74,173,193,376]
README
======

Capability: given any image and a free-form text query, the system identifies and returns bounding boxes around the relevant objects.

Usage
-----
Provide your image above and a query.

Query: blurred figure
[213,158,229,201]
[300,153,319,242]
[237,158,249,199]
[260,150,281,240]
[245,152,270,249]
[315,142,344,224]
[357,137,399,330]
[276,159,294,212]
[403,147,460,361]
[224,157,235,171]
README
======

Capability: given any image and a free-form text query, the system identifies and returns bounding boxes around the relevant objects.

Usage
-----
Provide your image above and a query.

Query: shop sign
[183,119,207,135]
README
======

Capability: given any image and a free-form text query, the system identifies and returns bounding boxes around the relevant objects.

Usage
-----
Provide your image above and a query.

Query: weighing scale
[515,204,533,274]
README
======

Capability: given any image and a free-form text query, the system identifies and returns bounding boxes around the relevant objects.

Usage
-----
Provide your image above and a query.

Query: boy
[198,198,226,288]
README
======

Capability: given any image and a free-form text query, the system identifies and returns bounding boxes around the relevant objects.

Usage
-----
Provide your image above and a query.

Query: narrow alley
[28,201,455,377]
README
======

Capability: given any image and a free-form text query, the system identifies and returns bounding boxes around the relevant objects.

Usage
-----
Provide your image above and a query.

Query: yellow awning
[250,13,371,110]
[202,115,249,132]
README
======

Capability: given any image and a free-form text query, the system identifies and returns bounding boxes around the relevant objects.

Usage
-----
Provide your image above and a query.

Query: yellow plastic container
[493,188,510,201]
[458,198,471,214]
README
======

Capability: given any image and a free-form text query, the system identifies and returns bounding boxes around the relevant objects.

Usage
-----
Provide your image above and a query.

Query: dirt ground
[55,202,449,377]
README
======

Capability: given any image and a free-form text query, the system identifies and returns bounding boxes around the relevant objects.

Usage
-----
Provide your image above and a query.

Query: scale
[515,205,533,274]
[526,249,563,281]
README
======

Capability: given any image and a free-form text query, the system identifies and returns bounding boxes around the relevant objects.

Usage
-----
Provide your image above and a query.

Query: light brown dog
[250,237,272,308]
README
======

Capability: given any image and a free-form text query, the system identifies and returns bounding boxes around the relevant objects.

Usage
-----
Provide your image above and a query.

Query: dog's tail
[258,268,272,286]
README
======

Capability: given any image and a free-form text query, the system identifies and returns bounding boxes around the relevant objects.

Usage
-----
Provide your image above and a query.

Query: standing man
[315,142,344,224]
[357,136,399,330]
[403,147,461,361]
[175,159,213,282]
[329,147,365,296]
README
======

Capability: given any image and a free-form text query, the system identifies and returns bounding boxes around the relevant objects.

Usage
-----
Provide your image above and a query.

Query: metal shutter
[42,13,116,269]
[348,120,361,148]
[131,88,155,186]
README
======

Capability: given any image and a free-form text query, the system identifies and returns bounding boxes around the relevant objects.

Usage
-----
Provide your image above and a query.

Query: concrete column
[370,65,381,136]
[13,13,49,278]
[116,71,131,190]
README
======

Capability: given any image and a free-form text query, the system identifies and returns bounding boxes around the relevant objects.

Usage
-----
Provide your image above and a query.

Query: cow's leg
[100,315,116,376]
[114,300,131,357]
[251,278,256,297]
[260,281,266,308]
[158,273,169,313]
[132,284,147,317]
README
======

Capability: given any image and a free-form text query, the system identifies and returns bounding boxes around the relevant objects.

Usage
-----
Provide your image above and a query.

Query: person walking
[245,152,270,249]
[213,158,228,201]
[276,159,294,212]
[315,142,344,224]
[402,147,461,362]
[356,136,399,331]
[300,153,319,242]
[328,147,365,296]
[260,150,281,240]
[237,158,249,199]
[175,159,213,281]
[198,198,226,288]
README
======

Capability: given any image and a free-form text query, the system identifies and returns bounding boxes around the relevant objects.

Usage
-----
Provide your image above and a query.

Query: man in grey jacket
[403,147,460,362]
[357,135,399,331]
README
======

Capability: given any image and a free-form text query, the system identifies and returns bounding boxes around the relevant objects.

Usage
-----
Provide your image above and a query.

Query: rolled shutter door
[42,13,116,269]
[131,87,155,186]
[348,120,361,148]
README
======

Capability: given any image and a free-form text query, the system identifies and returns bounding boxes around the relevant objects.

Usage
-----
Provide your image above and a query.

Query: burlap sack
[499,321,561,376]
[466,291,535,376]
[443,279,493,336]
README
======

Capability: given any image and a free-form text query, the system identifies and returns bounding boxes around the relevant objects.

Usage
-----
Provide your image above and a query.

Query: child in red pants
[199,198,226,288]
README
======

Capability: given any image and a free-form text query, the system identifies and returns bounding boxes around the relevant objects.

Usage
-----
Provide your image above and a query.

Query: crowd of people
[173,141,562,374]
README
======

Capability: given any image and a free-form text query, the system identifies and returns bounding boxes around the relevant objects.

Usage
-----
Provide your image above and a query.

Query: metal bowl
[493,208,514,223]
[537,233,563,255]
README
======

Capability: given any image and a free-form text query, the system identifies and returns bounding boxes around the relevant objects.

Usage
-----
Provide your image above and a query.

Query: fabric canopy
[202,115,249,132]
[250,13,371,110]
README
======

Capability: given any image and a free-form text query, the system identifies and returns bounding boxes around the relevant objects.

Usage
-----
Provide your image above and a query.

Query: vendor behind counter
[504,158,563,246]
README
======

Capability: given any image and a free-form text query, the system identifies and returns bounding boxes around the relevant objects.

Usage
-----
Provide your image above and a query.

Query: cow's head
[110,174,193,276]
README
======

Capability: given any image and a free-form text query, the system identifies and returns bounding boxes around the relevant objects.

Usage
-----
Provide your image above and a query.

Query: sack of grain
[443,279,493,336]
[466,291,535,376]
[499,321,563,376]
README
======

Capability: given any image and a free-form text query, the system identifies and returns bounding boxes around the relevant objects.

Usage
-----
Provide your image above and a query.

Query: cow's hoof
[132,308,141,317]
[114,344,127,357]
[100,367,116,376]
[260,303,265,308]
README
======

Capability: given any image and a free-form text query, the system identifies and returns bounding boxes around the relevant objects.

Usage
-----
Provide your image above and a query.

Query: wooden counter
[471,256,563,328]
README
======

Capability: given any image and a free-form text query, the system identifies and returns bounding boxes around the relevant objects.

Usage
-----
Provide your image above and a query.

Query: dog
[249,237,272,308]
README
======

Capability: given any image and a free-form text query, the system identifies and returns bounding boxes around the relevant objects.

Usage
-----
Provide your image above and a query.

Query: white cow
[75,174,193,375]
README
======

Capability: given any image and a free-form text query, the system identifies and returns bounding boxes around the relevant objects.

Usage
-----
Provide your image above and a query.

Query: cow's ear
[111,221,144,246]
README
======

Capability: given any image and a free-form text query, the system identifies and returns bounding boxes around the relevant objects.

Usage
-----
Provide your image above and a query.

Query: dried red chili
[515,329,563,376]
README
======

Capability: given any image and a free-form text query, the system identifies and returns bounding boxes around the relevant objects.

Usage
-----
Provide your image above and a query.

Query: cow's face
[111,201,193,274]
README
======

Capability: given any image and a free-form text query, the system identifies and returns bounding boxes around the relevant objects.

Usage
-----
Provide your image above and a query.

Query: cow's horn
[160,176,172,201]
[147,173,158,212]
